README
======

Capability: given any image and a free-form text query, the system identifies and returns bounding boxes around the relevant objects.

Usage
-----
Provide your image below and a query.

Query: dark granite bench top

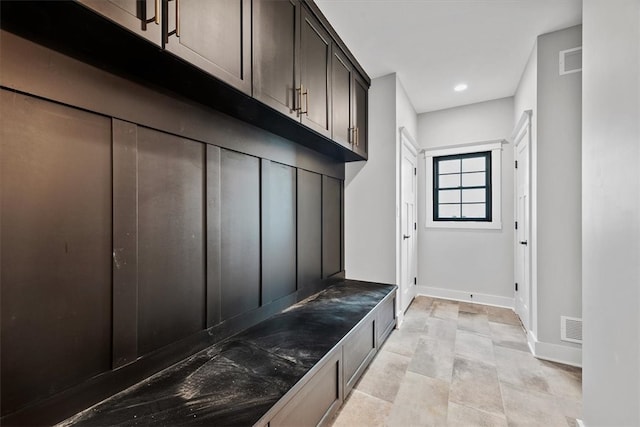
[60,280,395,427]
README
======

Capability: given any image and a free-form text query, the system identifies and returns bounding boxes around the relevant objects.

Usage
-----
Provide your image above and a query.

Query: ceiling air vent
[561,316,583,344]
[559,47,582,75]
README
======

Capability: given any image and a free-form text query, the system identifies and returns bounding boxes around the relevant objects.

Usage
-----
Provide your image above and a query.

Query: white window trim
[424,140,506,230]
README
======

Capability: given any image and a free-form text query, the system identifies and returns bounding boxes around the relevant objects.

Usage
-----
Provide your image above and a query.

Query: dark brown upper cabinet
[299,6,332,138]
[353,72,368,159]
[76,0,162,46]
[5,0,369,162]
[331,48,353,149]
[253,0,301,120]
[164,0,252,95]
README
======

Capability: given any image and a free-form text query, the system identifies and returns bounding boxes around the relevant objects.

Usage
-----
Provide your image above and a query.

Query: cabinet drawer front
[343,318,375,393]
[270,352,342,427]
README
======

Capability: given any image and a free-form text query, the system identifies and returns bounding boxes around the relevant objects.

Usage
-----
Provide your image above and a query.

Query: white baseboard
[416,285,514,309]
[576,419,586,427]
[527,330,582,368]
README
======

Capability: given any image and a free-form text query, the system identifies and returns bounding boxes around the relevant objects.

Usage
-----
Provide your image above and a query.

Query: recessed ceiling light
[454,83,468,92]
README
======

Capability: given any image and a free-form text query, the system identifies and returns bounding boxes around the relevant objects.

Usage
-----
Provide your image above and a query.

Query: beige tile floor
[331,297,582,427]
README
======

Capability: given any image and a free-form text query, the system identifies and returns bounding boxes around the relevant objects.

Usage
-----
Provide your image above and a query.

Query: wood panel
[353,73,368,158]
[331,48,353,149]
[0,90,112,416]
[206,145,223,327]
[136,126,206,355]
[343,318,376,395]
[112,119,139,368]
[220,149,261,320]
[165,0,251,94]
[262,160,297,303]
[297,169,322,289]
[253,0,300,119]
[300,6,331,137]
[322,175,342,278]
[377,296,396,346]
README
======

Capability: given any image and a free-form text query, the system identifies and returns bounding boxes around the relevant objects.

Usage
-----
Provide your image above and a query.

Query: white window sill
[426,220,502,230]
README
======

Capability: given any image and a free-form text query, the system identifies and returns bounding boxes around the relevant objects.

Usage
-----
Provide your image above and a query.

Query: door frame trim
[512,109,533,333]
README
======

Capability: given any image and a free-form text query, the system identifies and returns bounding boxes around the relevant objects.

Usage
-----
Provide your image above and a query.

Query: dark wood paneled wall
[0,31,345,425]
[0,90,113,415]
[220,150,262,320]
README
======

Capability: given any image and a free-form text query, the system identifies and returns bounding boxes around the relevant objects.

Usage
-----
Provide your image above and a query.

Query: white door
[514,120,531,330]
[400,136,418,314]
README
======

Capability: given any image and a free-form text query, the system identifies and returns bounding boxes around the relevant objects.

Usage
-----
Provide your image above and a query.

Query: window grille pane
[438,159,460,174]
[439,204,460,218]
[439,189,460,203]
[461,172,485,187]
[462,203,486,218]
[462,156,486,172]
[439,173,460,188]
[461,188,485,203]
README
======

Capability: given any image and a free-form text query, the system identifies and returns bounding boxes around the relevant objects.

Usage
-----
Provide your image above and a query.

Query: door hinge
[414,277,417,285]
[515,160,518,169]
[515,221,518,230]
[414,167,417,175]
[414,222,417,230]
[515,282,518,291]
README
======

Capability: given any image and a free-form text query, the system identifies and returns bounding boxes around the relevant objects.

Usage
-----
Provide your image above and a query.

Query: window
[433,151,491,221]
[425,140,504,230]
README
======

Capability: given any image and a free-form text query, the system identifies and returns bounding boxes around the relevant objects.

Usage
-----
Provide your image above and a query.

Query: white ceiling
[315,0,582,113]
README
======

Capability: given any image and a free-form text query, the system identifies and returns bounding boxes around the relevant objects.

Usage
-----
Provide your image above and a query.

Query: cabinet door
[353,72,368,158]
[77,0,162,46]
[253,0,300,119]
[299,6,331,138]
[331,48,353,149]
[165,0,252,95]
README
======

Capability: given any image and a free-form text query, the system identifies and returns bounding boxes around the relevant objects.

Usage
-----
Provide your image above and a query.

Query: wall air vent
[561,316,583,344]
[559,47,582,75]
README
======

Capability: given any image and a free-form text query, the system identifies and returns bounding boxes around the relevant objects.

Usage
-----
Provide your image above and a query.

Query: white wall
[536,25,583,351]
[582,0,640,424]
[345,73,417,287]
[345,74,397,284]
[416,97,515,305]
[513,26,583,365]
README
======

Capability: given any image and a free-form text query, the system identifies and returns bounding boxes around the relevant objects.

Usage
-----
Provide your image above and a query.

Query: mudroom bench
[61,280,397,427]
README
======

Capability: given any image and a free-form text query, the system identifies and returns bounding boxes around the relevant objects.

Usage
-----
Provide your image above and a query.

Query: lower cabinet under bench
[60,280,397,427]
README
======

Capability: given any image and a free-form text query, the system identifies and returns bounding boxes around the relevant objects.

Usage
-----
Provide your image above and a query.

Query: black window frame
[433,151,492,222]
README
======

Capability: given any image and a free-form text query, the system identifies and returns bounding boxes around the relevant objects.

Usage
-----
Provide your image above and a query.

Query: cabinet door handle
[302,88,309,115]
[295,85,303,116]
[167,0,180,38]
[175,0,180,37]
[295,85,308,116]
[154,0,160,24]
[144,0,160,25]
[354,127,359,147]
